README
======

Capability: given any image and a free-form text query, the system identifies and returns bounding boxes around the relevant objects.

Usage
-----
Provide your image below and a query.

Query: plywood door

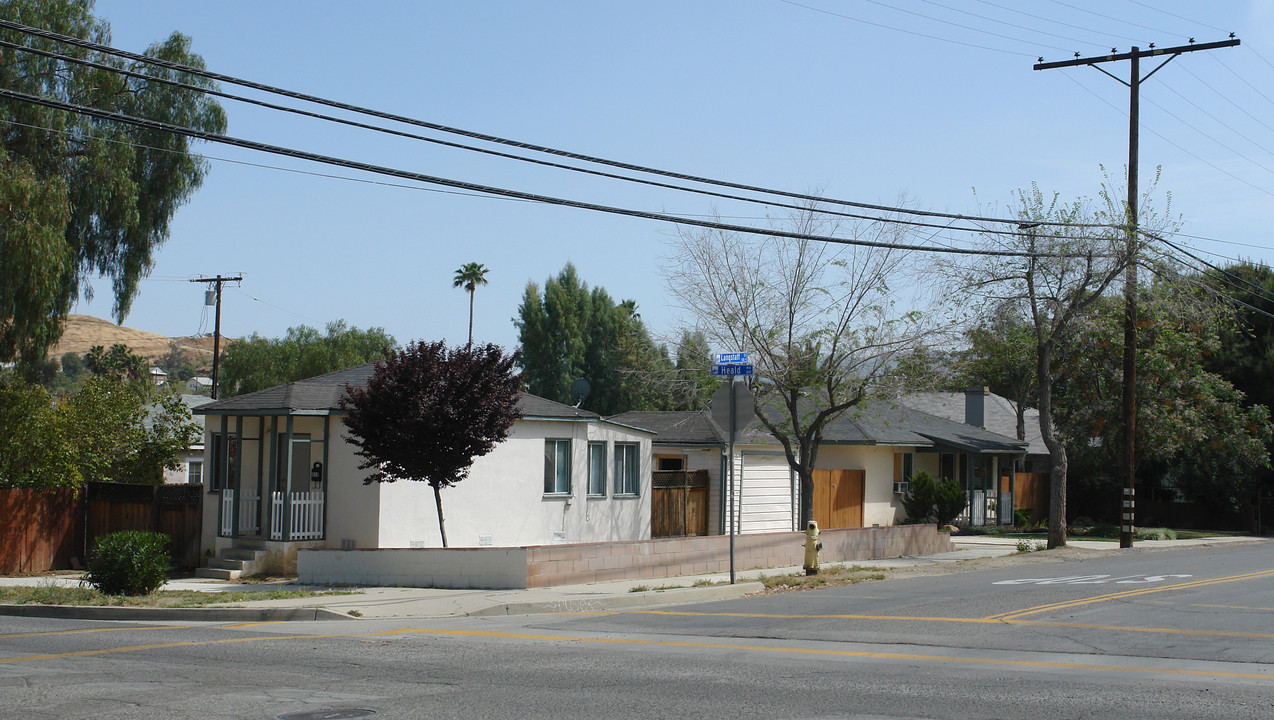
[812,469,864,530]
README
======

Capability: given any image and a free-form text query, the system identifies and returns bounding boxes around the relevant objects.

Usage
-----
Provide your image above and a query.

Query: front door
[812,468,864,530]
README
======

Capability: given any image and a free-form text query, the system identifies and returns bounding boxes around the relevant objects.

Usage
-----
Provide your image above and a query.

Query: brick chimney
[965,386,989,429]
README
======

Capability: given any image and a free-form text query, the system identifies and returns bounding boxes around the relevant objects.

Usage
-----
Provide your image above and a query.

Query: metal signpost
[710,353,754,585]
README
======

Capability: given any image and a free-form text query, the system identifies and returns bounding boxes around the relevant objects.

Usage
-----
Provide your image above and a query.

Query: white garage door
[739,453,794,534]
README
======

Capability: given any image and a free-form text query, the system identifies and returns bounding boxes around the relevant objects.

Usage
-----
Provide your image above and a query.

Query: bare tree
[664,205,931,526]
[958,181,1148,548]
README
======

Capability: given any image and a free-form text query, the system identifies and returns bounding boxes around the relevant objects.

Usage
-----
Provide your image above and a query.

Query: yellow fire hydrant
[803,520,822,576]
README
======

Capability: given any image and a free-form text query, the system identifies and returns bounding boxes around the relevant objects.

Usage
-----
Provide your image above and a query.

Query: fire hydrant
[803,520,822,576]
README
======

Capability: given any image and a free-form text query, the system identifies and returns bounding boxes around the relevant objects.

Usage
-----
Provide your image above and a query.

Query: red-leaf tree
[340,341,522,547]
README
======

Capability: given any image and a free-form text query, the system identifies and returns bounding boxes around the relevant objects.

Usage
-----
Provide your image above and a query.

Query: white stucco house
[143,394,212,485]
[193,363,654,576]
[613,392,1028,536]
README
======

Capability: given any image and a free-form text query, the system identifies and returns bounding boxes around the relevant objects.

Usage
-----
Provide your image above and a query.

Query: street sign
[714,352,749,365]
[710,363,754,377]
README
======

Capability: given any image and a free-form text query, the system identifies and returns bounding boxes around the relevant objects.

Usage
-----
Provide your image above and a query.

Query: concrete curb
[467,581,766,617]
[0,604,352,622]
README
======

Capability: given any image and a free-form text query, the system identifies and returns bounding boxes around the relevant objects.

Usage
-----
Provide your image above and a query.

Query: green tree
[340,341,523,547]
[0,0,227,365]
[516,263,674,414]
[84,343,149,386]
[218,320,396,397]
[452,262,489,346]
[954,301,1038,440]
[0,379,79,490]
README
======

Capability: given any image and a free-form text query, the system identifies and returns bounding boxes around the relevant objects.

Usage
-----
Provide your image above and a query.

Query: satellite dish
[570,378,591,408]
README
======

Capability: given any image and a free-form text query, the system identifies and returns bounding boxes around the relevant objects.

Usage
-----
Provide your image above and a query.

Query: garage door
[739,454,794,534]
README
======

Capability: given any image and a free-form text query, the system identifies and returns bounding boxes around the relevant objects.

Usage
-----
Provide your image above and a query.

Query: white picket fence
[270,491,325,541]
[219,489,261,537]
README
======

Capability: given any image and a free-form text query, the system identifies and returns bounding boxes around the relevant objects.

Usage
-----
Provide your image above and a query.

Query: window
[544,439,571,494]
[209,433,235,492]
[901,452,914,481]
[588,442,607,496]
[276,433,312,493]
[187,460,203,485]
[656,455,685,471]
[614,443,639,496]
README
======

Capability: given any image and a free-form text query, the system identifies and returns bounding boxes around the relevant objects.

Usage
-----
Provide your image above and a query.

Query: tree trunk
[467,289,475,346]
[1037,341,1068,548]
[433,483,449,548]
[798,465,814,528]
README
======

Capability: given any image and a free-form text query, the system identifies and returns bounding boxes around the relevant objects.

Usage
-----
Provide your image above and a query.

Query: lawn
[0,583,351,608]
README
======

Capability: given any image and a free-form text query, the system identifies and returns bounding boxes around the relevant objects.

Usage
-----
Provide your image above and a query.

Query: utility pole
[190,274,242,399]
[1035,37,1239,548]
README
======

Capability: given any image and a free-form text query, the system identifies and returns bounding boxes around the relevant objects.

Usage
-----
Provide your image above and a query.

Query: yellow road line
[0,625,188,640]
[3,626,1271,681]
[985,569,1274,621]
[628,609,1274,641]
[216,621,285,629]
[1191,603,1274,611]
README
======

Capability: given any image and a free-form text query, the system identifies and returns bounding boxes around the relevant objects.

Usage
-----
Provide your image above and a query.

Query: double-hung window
[613,443,639,496]
[544,439,571,495]
[187,460,203,485]
[588,442,607,497]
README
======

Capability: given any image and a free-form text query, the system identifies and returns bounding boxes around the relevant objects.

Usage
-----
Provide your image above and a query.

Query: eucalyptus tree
[0,0,227,365]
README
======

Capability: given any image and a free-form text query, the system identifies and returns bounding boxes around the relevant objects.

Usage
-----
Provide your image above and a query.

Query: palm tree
[453,262,489,346]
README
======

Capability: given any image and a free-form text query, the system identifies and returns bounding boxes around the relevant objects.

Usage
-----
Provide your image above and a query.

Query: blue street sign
[714,352,749,365]
[711,363,754,377]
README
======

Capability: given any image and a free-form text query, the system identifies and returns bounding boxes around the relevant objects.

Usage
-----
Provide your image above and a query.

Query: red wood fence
[0,488,85,574]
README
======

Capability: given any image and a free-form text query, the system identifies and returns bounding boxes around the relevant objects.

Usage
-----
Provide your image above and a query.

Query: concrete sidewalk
[1,535,1263,622]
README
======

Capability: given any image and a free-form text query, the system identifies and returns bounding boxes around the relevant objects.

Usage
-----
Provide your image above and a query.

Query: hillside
[48,314,222,364]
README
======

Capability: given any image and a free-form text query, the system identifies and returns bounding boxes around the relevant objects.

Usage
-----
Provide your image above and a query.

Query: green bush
[1013,507,1033,529]
[901,470,938,524]
[934,476,967,527]
[1136,527,1177,541]
[86,531,170,596]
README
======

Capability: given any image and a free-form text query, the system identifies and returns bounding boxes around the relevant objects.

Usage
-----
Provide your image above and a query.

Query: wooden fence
[652,470,709,538]
[1002,472,1050,524]
[0,488,84,574]
[85,482,204,569]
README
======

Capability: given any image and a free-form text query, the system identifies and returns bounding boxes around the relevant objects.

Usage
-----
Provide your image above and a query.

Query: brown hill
[48,314,221,364]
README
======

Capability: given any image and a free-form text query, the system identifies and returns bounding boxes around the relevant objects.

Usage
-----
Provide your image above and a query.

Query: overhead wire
[0,18,1110,230]
[1144,231,1274,304]
[1043,0,1179,37]
[1137,87,1274,178]
[1121,1,1227,34]
[0,39,1018,236]
[3,86,1105,259]
[1209,53,1274,108]
[857,0,1074,52]
[777,0,1028,57]
[1058,72,1274,199]
[1177,63,1274,136]
[973,0,1142,44]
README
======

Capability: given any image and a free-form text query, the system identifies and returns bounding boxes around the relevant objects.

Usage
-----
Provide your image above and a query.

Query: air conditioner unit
[892,481,910,495]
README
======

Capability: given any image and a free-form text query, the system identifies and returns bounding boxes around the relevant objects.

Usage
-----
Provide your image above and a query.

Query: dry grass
[0,583,350,608]
[757,564,889,592]
[47,314,220,362]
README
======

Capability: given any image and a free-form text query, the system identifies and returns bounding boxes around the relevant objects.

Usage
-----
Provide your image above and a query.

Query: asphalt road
[1,542,1271,719]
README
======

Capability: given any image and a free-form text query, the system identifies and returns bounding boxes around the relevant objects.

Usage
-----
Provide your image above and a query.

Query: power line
[1209,53,1274,108]
[0,39,1020,236]
[1043,0,1179,37]
[779,0,1029,56]
[0,18,1108,231]
[1139,86,1274,177]
[1122,1,1227,34]
[3,86,1098,259]
[859,0,1073,52]
[973,0,1142,45]
[1177,64,1274,136]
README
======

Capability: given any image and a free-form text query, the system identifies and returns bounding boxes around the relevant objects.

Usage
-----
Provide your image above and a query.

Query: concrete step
[221,548,265,562]
[208,557,245,571]
[195,567,241,581]
[232,537,269,551]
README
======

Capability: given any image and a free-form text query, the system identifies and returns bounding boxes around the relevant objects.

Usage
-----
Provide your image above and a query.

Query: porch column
[231,416,242,538]
[321,415,330,541]
[218,415,229,536]
[267,416,278,540]
[283,415,294,542]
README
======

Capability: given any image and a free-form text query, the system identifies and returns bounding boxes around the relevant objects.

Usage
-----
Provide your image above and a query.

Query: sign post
[711,374,755,585]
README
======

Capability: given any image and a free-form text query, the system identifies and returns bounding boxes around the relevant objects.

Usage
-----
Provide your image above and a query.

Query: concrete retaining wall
[298,547,529,589]
[298,525,951,590]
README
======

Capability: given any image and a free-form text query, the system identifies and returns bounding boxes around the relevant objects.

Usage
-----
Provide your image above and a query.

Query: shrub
[1136,527,1177,541]
[933,476,967,527]
[1013,507,1033,529]
[901,470,937,524]
[86,531,170,596]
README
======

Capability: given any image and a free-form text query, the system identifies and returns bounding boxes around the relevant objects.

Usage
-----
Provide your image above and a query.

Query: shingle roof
[737,398,1027,454]
[194,362,603,422]
[900,391,1047,455]
[608,411,725,445]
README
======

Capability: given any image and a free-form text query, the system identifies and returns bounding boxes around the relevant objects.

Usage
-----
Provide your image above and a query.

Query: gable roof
[608,410,726,445]
[193,362,633,426]
[899,391,1046,455]
[735,398,1027,454]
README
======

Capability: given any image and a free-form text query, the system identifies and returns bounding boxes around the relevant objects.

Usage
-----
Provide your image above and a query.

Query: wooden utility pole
[1035,37,1239,548]
[190,275,242,399]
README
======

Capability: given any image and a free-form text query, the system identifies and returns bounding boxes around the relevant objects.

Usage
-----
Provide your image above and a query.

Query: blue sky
[75,1,1274,352]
